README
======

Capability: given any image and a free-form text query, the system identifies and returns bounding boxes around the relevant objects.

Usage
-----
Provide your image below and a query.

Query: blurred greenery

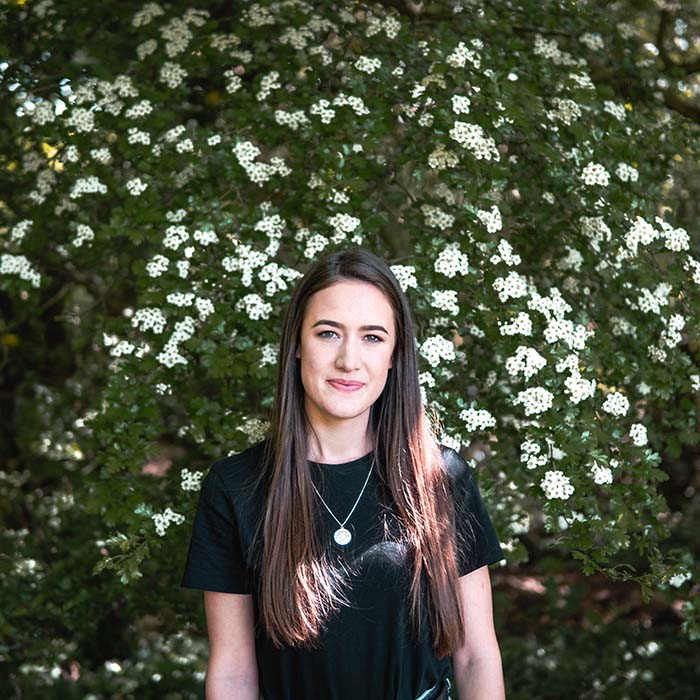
[2,0,700,697]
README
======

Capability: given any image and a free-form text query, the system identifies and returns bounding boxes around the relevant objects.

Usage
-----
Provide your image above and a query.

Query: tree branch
[663,88,700,122]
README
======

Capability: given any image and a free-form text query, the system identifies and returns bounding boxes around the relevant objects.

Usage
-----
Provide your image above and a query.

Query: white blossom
[431,290,459,315]
[180,468,204,491]
[159,62,187,89]
[236,293,272,321]
[603,100,627,121]
[65,107,96,133]
[131,307,167,334]
[581,162,610,187]
[125,177,148,196]
[419,335,456,367]
[492,271,528,302]
[152,507,185,536]
[513,387,554,415]
[476,205,502,233]
[460,407,497,432]
[354,56,382,74]
[615,163,639,182]
[449,121,500,161]
[629,423,648,446]
[499,312,533,337]
[390,265,418,292]
[0,254,41,288]
[520,440,549,470]
[540,470,575,499]
[668,571,692,587]
[590,461,613,485]
[505,346,547,380]
[434,243,469,278]
[601,390,630,417]
[451,95,471,115]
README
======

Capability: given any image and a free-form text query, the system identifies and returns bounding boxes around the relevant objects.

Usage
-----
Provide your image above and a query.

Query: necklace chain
[311,454,376,533]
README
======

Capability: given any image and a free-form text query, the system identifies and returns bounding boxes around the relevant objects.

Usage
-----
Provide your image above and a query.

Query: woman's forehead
[306,280,393,314]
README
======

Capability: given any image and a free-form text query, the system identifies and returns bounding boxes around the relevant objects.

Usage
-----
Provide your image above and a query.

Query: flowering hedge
[2,0,700,695]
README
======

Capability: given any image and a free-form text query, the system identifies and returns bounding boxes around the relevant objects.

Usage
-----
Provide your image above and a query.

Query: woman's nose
[335,340,361,369]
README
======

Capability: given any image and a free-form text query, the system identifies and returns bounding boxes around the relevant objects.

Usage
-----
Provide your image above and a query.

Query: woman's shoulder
[208,437,270,493]
[437,443,473,485]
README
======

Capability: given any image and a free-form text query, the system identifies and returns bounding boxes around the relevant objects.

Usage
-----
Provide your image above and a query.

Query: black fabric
[181,438,505,700]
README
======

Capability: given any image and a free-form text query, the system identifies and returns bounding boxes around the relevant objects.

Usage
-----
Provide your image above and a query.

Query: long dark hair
[248,247,466,658]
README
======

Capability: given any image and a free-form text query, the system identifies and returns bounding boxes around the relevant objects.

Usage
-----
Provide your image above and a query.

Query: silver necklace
[311,453,376,546]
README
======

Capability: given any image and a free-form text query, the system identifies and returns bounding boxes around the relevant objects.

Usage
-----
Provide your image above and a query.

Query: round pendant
[333,527,352,546]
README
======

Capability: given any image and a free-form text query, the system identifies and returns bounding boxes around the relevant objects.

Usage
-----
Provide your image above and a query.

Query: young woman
[181,248,506,700]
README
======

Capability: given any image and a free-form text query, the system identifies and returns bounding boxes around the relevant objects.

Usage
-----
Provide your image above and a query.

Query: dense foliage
[2,0,699,697]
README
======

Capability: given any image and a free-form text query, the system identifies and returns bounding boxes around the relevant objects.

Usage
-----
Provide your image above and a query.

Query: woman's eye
[317,331,382,343]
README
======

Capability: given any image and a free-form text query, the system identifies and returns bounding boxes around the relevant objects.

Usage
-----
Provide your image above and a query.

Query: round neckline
[308,450,374,468]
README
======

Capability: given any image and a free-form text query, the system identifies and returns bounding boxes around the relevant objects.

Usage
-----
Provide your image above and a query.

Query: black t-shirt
[181,438,505,700]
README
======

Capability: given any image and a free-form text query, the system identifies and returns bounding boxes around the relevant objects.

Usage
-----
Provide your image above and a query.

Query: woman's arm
[451,565,505,700]
[204,591,260,700]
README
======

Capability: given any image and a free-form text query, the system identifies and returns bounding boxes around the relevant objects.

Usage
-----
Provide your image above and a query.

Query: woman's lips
[327,380,364,393]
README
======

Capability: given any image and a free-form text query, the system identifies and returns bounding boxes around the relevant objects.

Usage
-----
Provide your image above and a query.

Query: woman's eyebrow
[311,319,389,334]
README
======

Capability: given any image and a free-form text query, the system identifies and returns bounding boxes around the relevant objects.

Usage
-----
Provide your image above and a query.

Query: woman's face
[296,280,396,431]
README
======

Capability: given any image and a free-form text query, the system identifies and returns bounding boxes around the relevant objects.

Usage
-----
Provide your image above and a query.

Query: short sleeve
[447,451,506,576]
[180,466,253,594]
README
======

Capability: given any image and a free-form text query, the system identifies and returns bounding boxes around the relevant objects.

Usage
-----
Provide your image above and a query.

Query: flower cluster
[669,571,693,587]
[615,163,639,182]
[131,307,167,334]
[492,271,528,303]
[540,470,575,499]
[520,440,549,470]
[419,334,456,367]
[180,468,203,491]
[152,507,185,536]
[590,461,613,485]
[451,95,471,115]
[505,346,547,380]
[446,40,482,70]
[449,121,500,161]
[603,100,627,121]
[513,386,554,415]
[490,239,522,267]
[579,33,604,51]
[159,61,187,89]
[10,219,32,243]
[476,205,502,233]
[256,70,282,101]
[156,316,196,367]
[431,290,459,315]
[354,56,382,74]
[72,224,95,247]
[460,407,497,432]
[546,97,582,125]
[232,140,292,187]
[390,265,418,292]
[499,312,533,336]
[601,390,630,417]
[236,293,273,321]
[580,162,610,187]
[630,423,647,447]
[422,204,455,231]
[434,243,469,278]
[70,176,108,199]
[427,143,460,170]
[126,177,149,196]
[65,107,96,133]
[0,254,41,288]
